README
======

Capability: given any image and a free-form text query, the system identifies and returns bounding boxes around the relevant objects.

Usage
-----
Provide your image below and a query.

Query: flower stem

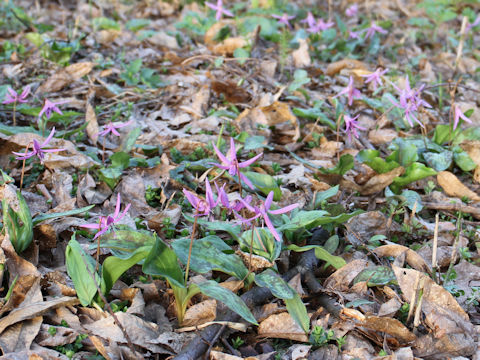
[102,136,106,165]
[184,209,199,284]
[19,142,31,190]
[13,101,17,127]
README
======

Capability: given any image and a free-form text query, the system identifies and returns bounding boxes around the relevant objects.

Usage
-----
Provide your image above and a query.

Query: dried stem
[12,101,17,127]
[185,209,199,284]
[19,142,32,190]
[432,213,439,283]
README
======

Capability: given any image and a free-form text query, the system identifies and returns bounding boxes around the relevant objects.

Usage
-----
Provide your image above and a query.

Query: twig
[431,213,439,283]
[443,212,462,285]
[204,324,227,360]
[406,271,420,325]
[453,16,469,77]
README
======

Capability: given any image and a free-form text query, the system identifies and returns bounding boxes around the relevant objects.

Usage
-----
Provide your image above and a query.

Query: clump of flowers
[343,114,365,141]
[301,12,334,33]
[272,13,296,29]
[205,0,233,21]
[345,4,358,17]
[13,127,65,162]
[361,68,388,91]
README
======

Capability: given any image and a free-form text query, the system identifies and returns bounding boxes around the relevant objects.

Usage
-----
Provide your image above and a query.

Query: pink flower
[39,99,68,120]
[239,191,299,242]
[361,68,388,90]
[301,12,316,28]
[308,18,334,33]
[343,114,366,141]
[98,120,133,137]
[215,182,252,214]
[212,138,263,189]
[363,21,387,39]
[345,4,358,17]
[349,30,360,39]
[3,86,30,105]
[453,104,472,130]
[205,0,233,21]
[333,76,362,106]
[466,15,480,33]
[183,179,219,217]
[272,13,296,29]
[80,193,131,239]
[12,127,65,162]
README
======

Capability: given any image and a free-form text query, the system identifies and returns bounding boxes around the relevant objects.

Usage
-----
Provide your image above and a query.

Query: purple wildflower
[38,99,68,120]
[183,179,218,217]
[3,86,30,105]
[211,138,263,189]
[349,30,360,39]
[215,182,252,214]
[453,104,472,130]
[308,18,335,33]
[301,12,316,28]
[239,191,299,242]
[205,0,233,21]
[80,193,131,239]
[272,13,296,29]
[12,127,65,162]
[363,21,387,39]
[389,76,431,128]
[466,15,480,33]
[361,68,388,90]
[345,4,358,17]
[333,76,362,106]
[98,120,133,137]
[343,114,366,141]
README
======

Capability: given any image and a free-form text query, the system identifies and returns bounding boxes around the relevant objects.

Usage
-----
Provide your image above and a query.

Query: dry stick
[406,271,420,325]
[413,278,425,329]
[443,212,462,285]
[12,101,17,127]
[101,136,106,165]
[174,247,320,360]
[184,209,200,284]
[432,213,439,283]
[453,16,469,77]
[79,252,140,358]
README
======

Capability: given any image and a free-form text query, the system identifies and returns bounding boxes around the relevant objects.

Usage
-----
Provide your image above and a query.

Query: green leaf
[189,216,242,241]
[25,32,44,47]
[288,210,330,230]
[255,269,309,333]
[238,227,281,263]
[2,191,33,253]
[400,190,423,211]
[110,152,130,170]
[453,147,477,172]
[172,236,248,280]
[324,235,339,254]
[244,136,273,151]
[255,269,295,299]
[196,280,258,325]
[126,18,151,32]
[233,48,249,65]
[92,17,121,31]
[357,150,400,174]
[243,171,281,200]
[121,127,141,152]
[313,185,339,208]
[390,162,437,193]
[354,266,397,287]
[287,244,346,270]
[387,141,418,167]
[423,151,452,171]
[319,154,354,175]
[32,205,94,226]
[292,107,336,129]
[98,167,123,189]
[102,247,150,295]
[142,235,185,288]
[98,230,157,259]
[433,124,458,145]
[65,236,99,306]
[288,69,311,92]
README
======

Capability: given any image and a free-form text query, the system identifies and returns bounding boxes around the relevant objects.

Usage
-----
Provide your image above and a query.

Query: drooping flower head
[363,21,387,39]
[333,76,362,106]
[183,179,219,217]
[452,104,472,130]
[3,86,30,105]
[307,18,335,33]
[345,4,358,17]
[12,127,65,162]
[98,120,133,137]
[205,0,233,21]
[301,12,316,28]
[272,13,296,29]
[80,193,131,239]
[343,114,366,141]
[466,15,480,33]
[361,68,388,91]
[238,191,299,242]
[211,138,263,189]
[215,182,252,214]
[38,99,68,120]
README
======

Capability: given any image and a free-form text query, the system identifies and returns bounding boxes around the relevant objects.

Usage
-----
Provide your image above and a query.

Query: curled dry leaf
[325,58,368,77]
[324,259,369,292]
[235,250,274,272]
[212,37,248,56]
[359,166,404,195]
[258,312,309,342]
[35,324,79,347]
[460,140,480,184]
[181,299,217,327]
[39,62,94,93]
[361,315,416,344]
[437,171,480,202]
[292,38,311,68]
[374,244,430,273]
[368,128,398,145]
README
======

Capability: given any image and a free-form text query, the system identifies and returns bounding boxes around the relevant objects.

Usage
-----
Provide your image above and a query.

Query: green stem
[184,209,199,284]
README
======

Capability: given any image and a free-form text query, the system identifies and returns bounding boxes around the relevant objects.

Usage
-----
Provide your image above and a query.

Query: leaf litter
[0,0,480,359]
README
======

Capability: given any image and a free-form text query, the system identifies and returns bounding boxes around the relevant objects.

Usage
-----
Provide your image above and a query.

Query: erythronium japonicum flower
[349,30,360,39]
[345,4,358,17]
[272,13,296,29]
[466,15,480,33]
[215,182,252,214]
[308,18,334,33]
[453,104,472,130]
[80,193,131,239]
[38,99,68,120]
[333,76,361,106]
[363,21,387,39]
[301,12,316,28]
[3,86,30,105]
[361,68,388,91]
[212,138,263,189]
[239,191,299,242]
[205,0,233,21]
[183,179,218,217]
[98,120,133,137]
[389,76,431,128]
[12,127,65,162]
[343,114,366,141]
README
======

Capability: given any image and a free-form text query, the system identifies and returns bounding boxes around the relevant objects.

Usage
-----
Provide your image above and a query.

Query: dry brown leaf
[212,38,248,56]
[378,297,402,317]
[210,351,244,360]
[258,312,308,342]
[39,62,94,93]
[345,211,390,247]
[359,166,404,195]
[292,39,311,68]
[326,59,368,77]
[89,336,112,360]
[85,92,99,144]
[460,140,480,184]
[96,30,121,45]
[211,80,252,104]
[374,244,430,273]
[368,128,398,145]
[235,250,273,272]
[35,325,79,347]
[204,21,234,45]
[361,315,416,344]
[324,259,369,292]
[437,171,480,202]
[182,299,217,327]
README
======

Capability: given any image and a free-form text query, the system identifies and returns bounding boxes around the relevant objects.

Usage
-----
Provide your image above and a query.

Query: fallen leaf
[39,62,94,93]
[360,166,405,195]
[326,59,368,77]
[258,312,308,342]
[182,299,217,327]
[437,171,480,202]
[374,244,430,273]
[292,39,311,68]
